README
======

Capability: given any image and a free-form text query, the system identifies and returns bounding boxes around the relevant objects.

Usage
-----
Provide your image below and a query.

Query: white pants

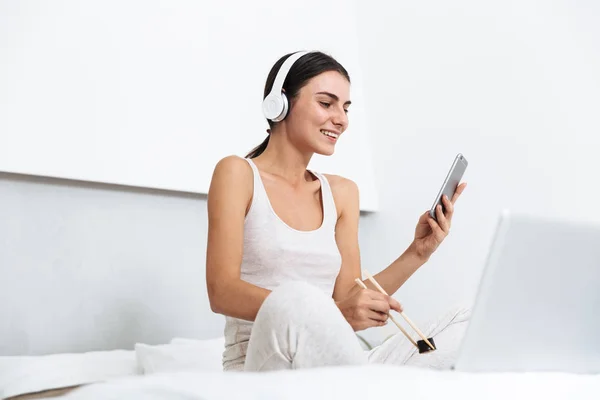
[244,281,471,371]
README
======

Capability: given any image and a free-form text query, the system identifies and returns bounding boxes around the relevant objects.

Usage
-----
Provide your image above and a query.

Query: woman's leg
[244,281,368,371]
[368,306,471,369]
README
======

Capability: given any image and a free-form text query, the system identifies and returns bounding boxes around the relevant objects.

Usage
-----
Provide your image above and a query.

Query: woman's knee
[257,281,336,323]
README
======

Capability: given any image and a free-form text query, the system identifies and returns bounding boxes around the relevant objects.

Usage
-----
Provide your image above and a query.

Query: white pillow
[135,337,225,374]
[0,349,138,399]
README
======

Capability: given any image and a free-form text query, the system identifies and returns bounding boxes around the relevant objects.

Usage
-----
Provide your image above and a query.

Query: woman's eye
[319,102,331,108]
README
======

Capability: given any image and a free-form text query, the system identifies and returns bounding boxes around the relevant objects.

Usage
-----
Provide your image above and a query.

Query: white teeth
[321,130,339,139]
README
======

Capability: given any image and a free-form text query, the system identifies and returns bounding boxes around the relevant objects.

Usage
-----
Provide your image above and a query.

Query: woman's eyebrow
[316,91,352,106]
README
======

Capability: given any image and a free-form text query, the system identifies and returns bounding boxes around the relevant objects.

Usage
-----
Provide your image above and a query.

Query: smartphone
[430,153,468,220]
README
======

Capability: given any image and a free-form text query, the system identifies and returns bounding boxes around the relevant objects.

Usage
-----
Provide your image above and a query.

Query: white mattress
[63,364,600,400]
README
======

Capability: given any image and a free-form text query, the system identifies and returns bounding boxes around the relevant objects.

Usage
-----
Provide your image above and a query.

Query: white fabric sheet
[0,350,137,399]
[63,364,600,400]
[135,337,225,374]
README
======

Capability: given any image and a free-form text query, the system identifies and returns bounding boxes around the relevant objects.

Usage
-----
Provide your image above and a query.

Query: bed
[2,334,599,399]
[62,364,600,399]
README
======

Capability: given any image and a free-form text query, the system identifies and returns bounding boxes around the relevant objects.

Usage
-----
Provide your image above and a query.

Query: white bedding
[63,364,600,400]
[0,349,137,400]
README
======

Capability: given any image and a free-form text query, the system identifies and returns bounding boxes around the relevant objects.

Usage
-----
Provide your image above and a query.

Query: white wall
[356,0,600,343]
[0,172,224,355]
[0,0,379,210]
[1,0,600,354]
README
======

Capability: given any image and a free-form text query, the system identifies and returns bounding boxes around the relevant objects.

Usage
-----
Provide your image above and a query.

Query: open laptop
[453,210,600,373]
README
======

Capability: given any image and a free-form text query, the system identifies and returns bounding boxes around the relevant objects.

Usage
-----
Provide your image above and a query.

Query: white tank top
[222,157,342,371]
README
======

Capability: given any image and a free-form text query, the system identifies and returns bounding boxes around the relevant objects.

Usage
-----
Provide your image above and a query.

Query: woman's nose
[332,109,348,130]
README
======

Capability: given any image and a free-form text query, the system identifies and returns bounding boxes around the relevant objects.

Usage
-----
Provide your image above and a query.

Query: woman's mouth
[321,130,339,142]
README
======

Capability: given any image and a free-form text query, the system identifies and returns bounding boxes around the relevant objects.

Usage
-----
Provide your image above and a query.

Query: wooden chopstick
[354,278,418,349]
[361,271,436,351]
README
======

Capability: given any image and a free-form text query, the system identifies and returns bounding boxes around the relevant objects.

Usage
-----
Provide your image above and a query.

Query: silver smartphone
[430,153,468,220]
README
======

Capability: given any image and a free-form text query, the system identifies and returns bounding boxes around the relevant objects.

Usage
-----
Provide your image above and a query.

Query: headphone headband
[268,51,309,99]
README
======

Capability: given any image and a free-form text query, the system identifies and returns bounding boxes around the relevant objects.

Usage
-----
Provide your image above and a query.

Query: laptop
[453,210,600,373]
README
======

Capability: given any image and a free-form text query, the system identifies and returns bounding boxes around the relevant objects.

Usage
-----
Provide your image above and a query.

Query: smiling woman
[205,51,470,373]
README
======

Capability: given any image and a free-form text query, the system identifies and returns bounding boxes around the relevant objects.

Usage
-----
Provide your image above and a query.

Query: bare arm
[331,177,426,301]
[206,155,271,321]
[330,177,402,331]
[371,243,428,296]
[331,178,363,302]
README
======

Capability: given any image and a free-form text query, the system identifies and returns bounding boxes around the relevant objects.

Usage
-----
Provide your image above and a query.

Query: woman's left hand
[412,183,467,261]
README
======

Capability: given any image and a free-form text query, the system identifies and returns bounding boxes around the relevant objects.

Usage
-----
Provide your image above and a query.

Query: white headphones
[262,51,310,122]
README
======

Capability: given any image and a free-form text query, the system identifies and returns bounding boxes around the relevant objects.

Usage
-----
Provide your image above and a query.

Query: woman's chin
[312,138,337,156]
[315,146,335,156]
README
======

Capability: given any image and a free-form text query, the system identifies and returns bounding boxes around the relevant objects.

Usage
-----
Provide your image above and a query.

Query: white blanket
[63,364,600,400]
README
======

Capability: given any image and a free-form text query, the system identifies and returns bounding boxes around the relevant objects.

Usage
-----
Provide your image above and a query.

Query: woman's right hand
[336,287,403,331]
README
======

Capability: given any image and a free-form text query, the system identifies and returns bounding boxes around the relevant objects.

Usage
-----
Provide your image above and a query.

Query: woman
[206,51,468,372]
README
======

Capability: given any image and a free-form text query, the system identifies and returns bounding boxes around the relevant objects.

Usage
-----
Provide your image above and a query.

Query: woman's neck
[253,130,315,186]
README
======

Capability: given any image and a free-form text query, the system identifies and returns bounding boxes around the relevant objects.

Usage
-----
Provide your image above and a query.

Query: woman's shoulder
[322,173,358,194]
[207,156,254,236]
[212,155,252,176]
[322,173,359,217]
[210,155,253,192]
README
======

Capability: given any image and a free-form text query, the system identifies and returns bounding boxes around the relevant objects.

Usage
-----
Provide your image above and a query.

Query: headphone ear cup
[272,93,289,122]
[262,93,285,121]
